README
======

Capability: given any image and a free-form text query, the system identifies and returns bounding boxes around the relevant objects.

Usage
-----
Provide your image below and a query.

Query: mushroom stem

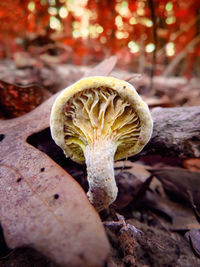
[84,138,118,211]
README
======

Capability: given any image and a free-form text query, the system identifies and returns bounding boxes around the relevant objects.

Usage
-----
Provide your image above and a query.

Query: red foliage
[0,0,199,77]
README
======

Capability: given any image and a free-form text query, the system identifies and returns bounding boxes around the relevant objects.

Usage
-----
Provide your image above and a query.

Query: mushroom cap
[50,76,153,163]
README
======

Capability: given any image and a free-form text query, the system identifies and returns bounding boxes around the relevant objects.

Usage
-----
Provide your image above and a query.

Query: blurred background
[0,0,199,77]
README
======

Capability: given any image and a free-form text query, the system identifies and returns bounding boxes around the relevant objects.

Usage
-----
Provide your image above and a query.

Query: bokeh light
[0,0,199,76]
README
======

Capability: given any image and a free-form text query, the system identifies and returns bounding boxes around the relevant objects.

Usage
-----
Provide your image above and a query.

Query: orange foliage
[0,0,199,76]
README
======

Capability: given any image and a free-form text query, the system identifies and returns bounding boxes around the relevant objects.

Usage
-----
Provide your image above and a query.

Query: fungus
[50,76,153,211]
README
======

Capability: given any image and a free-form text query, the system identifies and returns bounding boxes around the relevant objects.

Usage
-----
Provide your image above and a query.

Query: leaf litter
[0,57,200,266]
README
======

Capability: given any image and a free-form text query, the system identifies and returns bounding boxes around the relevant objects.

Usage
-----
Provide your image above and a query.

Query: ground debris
[104,213,140,267]
[104,213,200,267]
[185,229,200,257]
[0,60,200,267]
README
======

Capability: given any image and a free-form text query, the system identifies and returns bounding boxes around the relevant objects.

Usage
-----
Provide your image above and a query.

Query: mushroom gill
[63,87,141,164]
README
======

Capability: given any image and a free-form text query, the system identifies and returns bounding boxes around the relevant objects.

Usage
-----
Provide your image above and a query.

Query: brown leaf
[183,158,200,173]
[0,247,57,267]
[83,56,118,77]
[0,98,109,266]
[13,52,40,68]
[143,191,199,231]
[0,80,50,119]
[150,167,200,214]
[185,229,200,257]
[113,161,152,209]
[114,171,142,209]
[0,56,118,266]
[114,161,151,182]
[141,95,176,108]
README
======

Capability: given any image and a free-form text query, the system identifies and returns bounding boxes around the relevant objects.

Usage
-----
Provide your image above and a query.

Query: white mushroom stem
[84,138,118,212]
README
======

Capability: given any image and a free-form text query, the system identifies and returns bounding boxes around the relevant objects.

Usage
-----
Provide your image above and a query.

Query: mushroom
[50,76,153,211]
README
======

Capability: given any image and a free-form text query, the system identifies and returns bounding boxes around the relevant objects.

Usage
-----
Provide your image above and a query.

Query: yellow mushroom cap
[50,76,153,164]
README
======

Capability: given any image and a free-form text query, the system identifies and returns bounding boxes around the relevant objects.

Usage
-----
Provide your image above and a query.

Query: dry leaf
[0,56,118,266]
[83,56,118,77]
[113,161,152,209]
[0,95,110,267]
[183,158,200,173]
[114,171,142,209]
[114,161,151,183]
[150,168,200,214]
[141,95,175,108]
[185,229,200,257]
[13,52,40,68]
[143,191,200,231]
[0,80,51,119]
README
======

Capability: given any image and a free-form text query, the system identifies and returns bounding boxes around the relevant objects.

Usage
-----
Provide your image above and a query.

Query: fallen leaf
[0,96,110,267]
[187,190,200,224]
[143,191,200,231]
[0,246,57,266]
[183,158,200,173]
[114,171,142,209]
[83,55,118,77]
[142,95,175,108]
[185,229,200,257]
[0,80,51,118]
[114,161,151,182]
[13,52,40,68]
[113,161,152,209]
[150,167,200,214]
[0,56,118,266]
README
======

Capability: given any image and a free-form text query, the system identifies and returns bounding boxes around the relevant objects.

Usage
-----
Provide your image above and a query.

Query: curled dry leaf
[0,56,119,266]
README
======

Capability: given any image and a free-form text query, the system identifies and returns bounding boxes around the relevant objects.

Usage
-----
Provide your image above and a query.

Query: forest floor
[0,58,200,267]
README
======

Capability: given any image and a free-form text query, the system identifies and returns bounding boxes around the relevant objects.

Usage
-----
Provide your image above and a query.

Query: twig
[163,35,200,77]
[157,14,200,58]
